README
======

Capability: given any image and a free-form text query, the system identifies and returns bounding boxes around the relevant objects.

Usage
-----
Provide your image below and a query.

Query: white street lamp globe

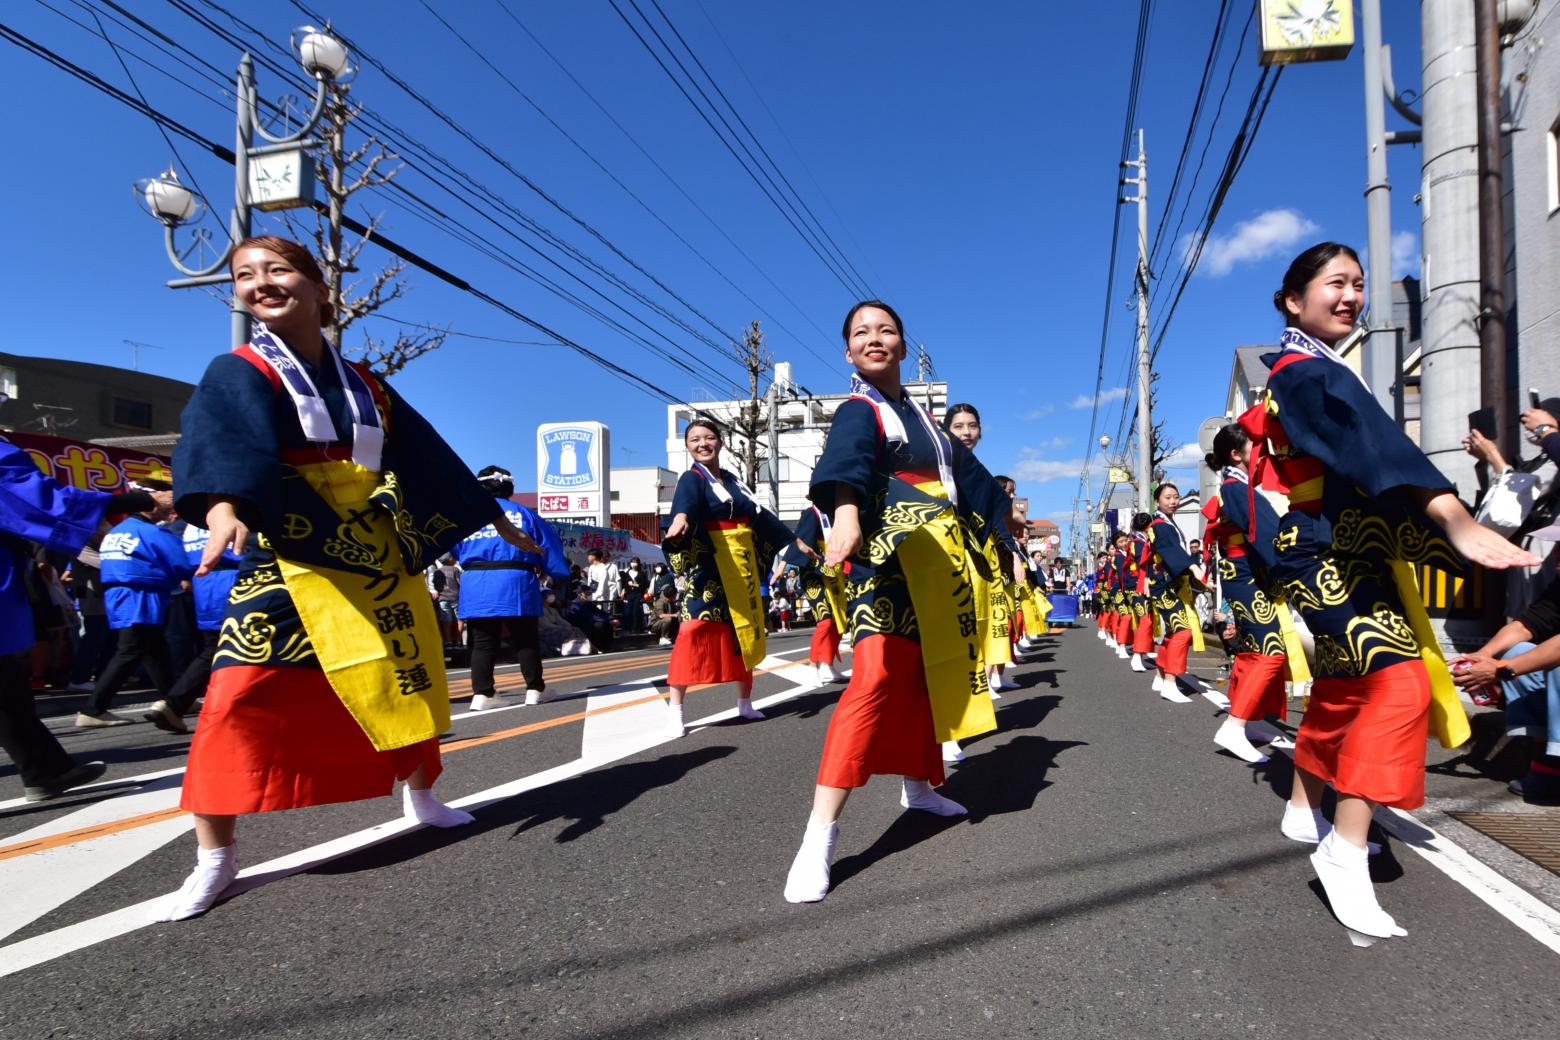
[142,169,197,224]
[294,26,350,79]
[1098,435,1111,450]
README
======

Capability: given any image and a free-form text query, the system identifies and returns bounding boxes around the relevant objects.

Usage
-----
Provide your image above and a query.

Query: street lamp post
[135,26,352,349]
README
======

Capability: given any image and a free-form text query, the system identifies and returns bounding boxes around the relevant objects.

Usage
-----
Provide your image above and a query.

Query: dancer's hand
[826,506,862,568]
[494,513,541,555]
[665,512,689,541]
[795,538,820,561]
[200,497,248,576]
[1425,493,1541,569]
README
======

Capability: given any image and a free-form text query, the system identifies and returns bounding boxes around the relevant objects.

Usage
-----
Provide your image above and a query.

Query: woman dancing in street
[1146,483,1202,703]
[161,236,539,922]
[662,419,797,737]
[1201,423,1300,764]
[784,301,1016,903]
[1253,241,1535,938]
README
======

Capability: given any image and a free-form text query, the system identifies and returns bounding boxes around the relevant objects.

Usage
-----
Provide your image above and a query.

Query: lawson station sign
[535,421,611,528]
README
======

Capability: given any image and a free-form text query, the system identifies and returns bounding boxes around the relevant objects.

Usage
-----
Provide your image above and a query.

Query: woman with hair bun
[783,301,1018,903]
[1125,512,1156,672]
[1251,241,1536,939]
[163,236,540,922]
[662,418,798,737]
[1146,482,1202,703]
[1199,423,1297,764]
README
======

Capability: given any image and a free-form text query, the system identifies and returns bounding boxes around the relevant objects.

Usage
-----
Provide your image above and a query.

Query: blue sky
[1,1,1428,545]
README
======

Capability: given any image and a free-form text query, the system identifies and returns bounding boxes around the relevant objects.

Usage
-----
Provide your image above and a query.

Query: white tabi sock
[1214,717,1270,764]
[899,778,967,817]
[1115,644,1129,659]
[1130,653,1146,672]
[665,701,686,738]
[784,818,839,903]
[1158,675,1192,703]
[1309,831,1406,938]
[1281,803,1326,843]
[942,739,966,764]
[737,697,765,720]
[151,842,240,922]
[403,785,475,828]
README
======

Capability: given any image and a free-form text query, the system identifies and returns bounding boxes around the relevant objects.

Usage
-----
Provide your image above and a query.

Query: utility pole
[766,380,781,511]
[1418,0,1483,498]
[1473,0,1510,459]
[1121,129,1152,514]
[1359,0,1397,412]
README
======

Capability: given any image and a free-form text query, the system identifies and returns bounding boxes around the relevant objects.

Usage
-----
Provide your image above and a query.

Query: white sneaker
[470,693,508,711]
[524,689,545,706]
[658,637,672,646]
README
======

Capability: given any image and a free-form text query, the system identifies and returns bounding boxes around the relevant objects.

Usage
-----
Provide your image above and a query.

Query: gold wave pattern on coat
[225,562,286,604]
[214,611,314,665]
[1329,508,1459,568]
[1312,601,1418,677]
[865,496,949,567]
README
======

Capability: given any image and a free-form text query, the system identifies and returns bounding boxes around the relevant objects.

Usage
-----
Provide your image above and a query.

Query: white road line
[0,648,831,978]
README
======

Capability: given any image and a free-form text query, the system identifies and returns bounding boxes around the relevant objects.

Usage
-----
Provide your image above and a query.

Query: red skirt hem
[1227,652,1288,723]
[1293,660,1429,809]
[810,617,842,664]
[1157,630,1192,675]
[817,633,943,789]
[1131,613,1155,655]
[667,618,750,686]
[181,665,442,815]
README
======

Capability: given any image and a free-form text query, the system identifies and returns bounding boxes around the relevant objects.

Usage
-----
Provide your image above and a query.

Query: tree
[277,77,447,375]
[726,320,773,489]
[1147,371,1181,485]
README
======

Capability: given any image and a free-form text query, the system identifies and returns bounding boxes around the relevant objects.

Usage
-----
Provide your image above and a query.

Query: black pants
[0,651,74,786]
[167,629,219,715]
[468,616,543,695]
[88,623,175,714]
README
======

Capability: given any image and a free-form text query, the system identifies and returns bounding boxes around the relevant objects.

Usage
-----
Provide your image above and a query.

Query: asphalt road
[3,625,1559,1039]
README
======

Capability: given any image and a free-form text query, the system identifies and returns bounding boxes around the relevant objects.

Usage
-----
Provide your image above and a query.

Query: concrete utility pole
[1359,0,1397,412]
[766,380,781,511]
[1473,0,1511,459]
[1418,0,1483,497]
[1121,129,1152,514]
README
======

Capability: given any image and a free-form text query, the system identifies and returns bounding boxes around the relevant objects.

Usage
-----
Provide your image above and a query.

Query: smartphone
[1531,388,1543,409]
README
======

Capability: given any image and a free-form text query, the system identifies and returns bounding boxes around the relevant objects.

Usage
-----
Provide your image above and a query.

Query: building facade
[0,353,194,444]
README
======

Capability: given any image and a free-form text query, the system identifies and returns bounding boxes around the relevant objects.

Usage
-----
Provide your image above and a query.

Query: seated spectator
[1451,558,1560,805]
[648,589,679,646]
[538,591,592,657]
[565,588,614,653]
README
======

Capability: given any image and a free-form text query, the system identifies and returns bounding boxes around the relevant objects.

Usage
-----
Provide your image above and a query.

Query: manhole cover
[1448,811,1560,877]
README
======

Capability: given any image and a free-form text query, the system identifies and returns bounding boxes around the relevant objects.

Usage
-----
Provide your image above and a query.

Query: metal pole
[766,381,781,511]
[1473,0,1510,458]
[230,54,257,350]
[1360,0,1396,411]
[1132,130,1152,515]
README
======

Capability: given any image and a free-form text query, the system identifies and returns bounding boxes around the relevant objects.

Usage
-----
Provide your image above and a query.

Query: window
[111,397,153,430]
[756,457,791,483]
[1549,108,1560,214]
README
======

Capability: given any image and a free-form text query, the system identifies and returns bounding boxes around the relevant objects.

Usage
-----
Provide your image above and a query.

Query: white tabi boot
[737,696,765,720]
[1309,830,1407,939]
[1158,675,1192,703]
[151,843,240,922]
[1213,717,1269,764]
[942,739,966,764]
[900,778,967,816]
[665,701,686,739]
[404,785,475,827]
[784,818,839,903]
[1130,652,1147,672]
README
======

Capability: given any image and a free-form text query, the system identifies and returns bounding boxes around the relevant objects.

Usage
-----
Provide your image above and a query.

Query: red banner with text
[6,432,172,491]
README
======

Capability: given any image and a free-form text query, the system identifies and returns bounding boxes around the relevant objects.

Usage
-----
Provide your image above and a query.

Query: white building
[664,361,948,522]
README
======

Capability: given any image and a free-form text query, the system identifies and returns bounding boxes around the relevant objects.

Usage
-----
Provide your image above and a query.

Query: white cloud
[1391,230,1419,279]
[1023,404,1056,420]
[1070,387,1127,409]
[1010,456,1087,484]
[1187,208,1320,277]
[1158,443,1205,471]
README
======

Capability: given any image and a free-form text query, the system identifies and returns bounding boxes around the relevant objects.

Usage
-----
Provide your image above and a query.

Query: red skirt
[181,665,442,815]
[810,617,842,664]
[817,633,943,789]
[1293,659,1430,809]
[1131,612,1156,655]
[1227,652,1288,723]
[1157,629,1191,675]
[667,618,750,686]
[1114,610,1132,644]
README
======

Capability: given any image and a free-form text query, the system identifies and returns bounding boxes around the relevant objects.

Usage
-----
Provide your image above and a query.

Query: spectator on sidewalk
[586,548,620,617]
[428,554,462,646]
[1451,561,1560,805]
[620,557,647,635]
[649,588,679,646]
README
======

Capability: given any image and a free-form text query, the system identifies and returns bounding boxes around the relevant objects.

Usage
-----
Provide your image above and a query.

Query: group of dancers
[28,234,1533,942]
[1099,241,1536,941]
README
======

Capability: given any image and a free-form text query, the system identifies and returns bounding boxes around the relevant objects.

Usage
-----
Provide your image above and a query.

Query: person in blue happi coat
[455,466,570,710]
[77,481,194,726]
[142,520,241,733]
[0,434,154,799]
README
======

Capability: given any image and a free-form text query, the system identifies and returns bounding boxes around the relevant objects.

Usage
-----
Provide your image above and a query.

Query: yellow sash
[981,541,1012,667]
[1176,580,1206,652]
[276,461,449,752]
[1389,560,1470,749]
[1275,599,1313,683]
[707,522,767,670]
[896,496,997,743]
[1016,583,1049,635]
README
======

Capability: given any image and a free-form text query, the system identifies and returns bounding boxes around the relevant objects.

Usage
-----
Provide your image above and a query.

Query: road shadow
[1426,710,1529,783]
[306,745,738,877]
[946,733,1087,823]
[750,685,843,722]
